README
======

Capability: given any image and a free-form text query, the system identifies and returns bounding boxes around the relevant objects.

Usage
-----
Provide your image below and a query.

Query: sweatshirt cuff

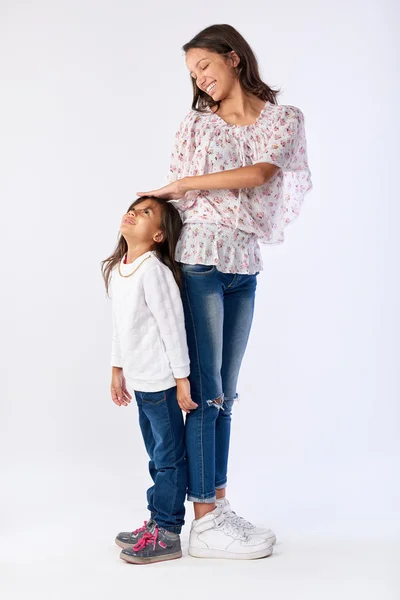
[172,365,190,379]
[111,356,123,368]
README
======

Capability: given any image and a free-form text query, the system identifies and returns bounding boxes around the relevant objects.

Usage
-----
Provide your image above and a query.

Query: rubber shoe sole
[189,544,273,560]
[265,531,277,545]
[120,550,182,564]
[115,537,139,549]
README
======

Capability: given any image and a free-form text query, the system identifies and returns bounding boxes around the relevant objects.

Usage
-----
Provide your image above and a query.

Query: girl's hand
[137,179,189,201]
[111,367,132,407]
[176,377,198,413]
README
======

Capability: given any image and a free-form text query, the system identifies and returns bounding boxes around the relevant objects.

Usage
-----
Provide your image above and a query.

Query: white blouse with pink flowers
[168,101,312,274]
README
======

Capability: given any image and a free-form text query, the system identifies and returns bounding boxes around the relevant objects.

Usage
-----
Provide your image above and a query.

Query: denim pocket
[141,390,166,405]
[180,263,216,275]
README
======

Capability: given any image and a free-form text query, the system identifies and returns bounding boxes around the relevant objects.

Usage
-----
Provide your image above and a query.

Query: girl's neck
[124,243,153,265]
[217,86,265,124]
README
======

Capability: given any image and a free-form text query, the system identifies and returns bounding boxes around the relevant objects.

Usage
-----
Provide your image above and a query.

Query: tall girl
[138,24,312,559]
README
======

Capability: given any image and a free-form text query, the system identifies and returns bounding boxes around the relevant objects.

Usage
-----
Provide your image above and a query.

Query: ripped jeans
[180,264,258,503]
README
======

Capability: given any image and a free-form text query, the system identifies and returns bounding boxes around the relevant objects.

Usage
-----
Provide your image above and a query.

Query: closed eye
[190,62,210,79]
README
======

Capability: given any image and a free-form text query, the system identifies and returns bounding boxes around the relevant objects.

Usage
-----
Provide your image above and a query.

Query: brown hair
[183,24,279,112]
[101,197,183,295]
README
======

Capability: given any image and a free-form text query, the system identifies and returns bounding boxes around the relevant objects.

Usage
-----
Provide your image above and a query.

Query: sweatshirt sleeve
[143,264,190,379]
[110,274,123,368]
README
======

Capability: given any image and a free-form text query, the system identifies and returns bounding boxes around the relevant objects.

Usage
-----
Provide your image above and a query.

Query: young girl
[101,196,197,565]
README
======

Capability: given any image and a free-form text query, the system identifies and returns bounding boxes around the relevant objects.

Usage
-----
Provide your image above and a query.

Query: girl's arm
[143,265,197,413]
[111,367,132,407]
[138,105,309,201]
[110,278,132,407]
[185,162,279,191]
[137,163,279,201]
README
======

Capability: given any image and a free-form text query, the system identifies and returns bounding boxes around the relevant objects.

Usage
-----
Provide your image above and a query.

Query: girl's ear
[153,230,165,243]
[229,51,240,68]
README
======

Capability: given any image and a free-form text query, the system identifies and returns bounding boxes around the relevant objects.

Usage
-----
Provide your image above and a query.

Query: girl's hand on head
[175,377,198,413]
[111,367,132,407]
[137,179,189,201]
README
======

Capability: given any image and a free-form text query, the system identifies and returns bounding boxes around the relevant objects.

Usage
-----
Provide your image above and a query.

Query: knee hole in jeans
[206,393,225,411]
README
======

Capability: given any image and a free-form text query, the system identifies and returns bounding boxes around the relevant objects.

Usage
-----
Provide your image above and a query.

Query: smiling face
[185,48,240,102]
[120,199,164,246]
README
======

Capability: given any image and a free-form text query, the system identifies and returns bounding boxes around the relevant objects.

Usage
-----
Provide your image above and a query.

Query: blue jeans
[134,386,187,533]
[180,264,258,503]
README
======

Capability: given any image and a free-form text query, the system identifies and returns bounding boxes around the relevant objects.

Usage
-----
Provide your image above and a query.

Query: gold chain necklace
[118,254,151,278]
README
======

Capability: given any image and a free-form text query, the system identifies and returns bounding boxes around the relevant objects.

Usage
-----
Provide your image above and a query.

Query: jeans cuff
[215,482,227,490]
[153,520,182,534]
[187,493,216,503]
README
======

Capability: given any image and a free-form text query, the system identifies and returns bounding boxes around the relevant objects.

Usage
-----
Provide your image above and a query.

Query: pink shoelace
[133,528,158,552]
[132,522,147,536]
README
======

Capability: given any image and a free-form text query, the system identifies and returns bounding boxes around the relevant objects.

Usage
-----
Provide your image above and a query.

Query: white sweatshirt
[110,250,190,392]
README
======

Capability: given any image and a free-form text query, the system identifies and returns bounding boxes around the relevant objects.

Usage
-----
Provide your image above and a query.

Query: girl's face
[120,199,164,245]
[186,48,240,102]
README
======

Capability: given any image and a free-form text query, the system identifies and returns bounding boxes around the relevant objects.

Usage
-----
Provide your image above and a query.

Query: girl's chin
[211,91,224,102]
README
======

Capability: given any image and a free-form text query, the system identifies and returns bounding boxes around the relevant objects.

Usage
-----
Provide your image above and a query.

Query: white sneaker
[189,506,273,560]
[216,498,277,545]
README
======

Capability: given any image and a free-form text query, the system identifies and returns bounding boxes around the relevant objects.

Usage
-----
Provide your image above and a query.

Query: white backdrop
[1,0,399,597]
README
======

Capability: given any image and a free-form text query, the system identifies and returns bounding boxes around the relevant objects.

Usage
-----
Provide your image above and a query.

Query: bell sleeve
[254,105,312,243]
[168,111,202,212]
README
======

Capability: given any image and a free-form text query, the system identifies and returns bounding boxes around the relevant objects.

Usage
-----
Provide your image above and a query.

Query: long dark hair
[101,197,183,295]
[183,24,279,112]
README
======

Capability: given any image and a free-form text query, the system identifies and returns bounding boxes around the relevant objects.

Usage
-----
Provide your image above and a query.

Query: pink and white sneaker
[120,520,182,564]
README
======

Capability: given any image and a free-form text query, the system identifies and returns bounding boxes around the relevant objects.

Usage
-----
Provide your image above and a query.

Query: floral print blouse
[168,101,312,274]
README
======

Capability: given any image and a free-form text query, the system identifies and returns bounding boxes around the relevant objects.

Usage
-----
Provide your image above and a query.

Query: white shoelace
[224,510,254,530]
[216,516,248,540]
